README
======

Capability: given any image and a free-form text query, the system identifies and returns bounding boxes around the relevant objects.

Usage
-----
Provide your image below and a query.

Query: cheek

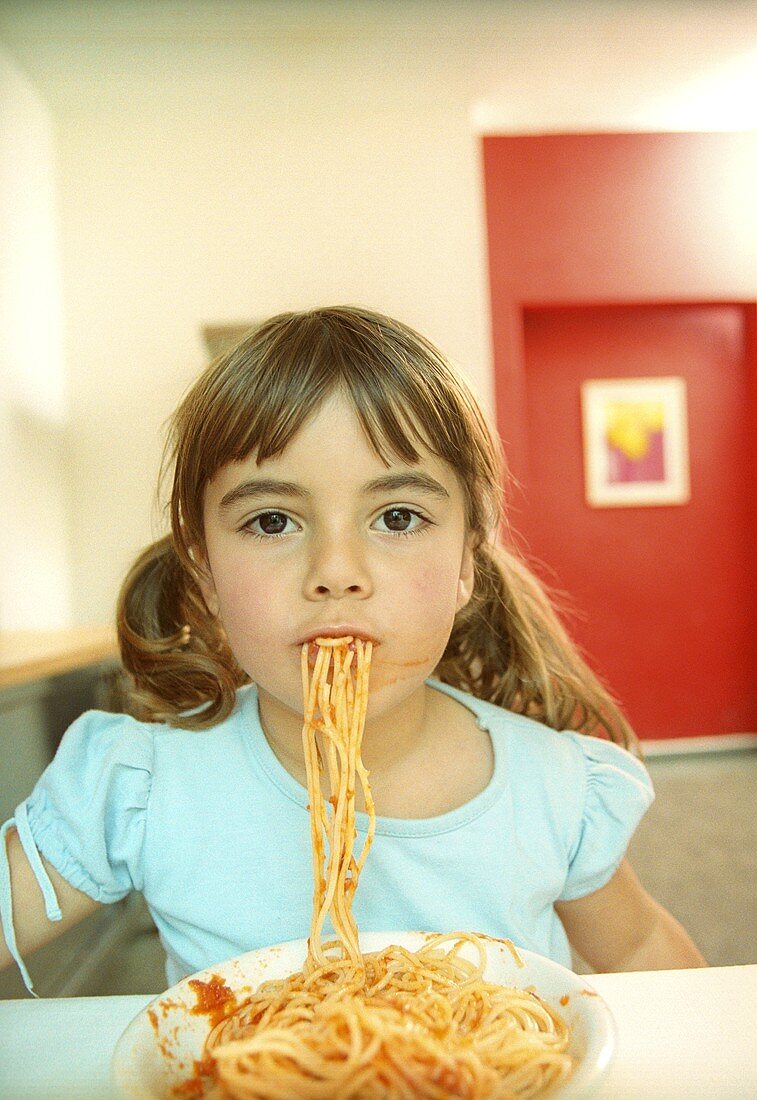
[411,559,463,618]
[212,572,271,637]
[205,538,276,622]
[370,561,460,695]
[211,574,286,683]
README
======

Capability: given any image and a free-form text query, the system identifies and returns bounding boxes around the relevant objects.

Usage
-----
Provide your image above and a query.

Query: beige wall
[0,1,755,626]
[0,48,72,629]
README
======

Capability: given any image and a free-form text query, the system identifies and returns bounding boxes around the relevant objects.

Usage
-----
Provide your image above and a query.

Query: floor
[4,746,755,998]
[624,746,756,970]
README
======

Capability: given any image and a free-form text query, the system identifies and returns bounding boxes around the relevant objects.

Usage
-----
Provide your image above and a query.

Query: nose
[303,530,373,601]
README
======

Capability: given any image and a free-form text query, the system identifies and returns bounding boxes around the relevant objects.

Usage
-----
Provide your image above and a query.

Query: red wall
[482,133,756,739]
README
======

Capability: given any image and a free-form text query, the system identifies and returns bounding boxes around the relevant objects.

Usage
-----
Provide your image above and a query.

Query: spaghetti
[203,637,574,1098]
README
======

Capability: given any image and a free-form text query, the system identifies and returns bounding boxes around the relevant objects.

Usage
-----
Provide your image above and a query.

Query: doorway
[517,302,755,739]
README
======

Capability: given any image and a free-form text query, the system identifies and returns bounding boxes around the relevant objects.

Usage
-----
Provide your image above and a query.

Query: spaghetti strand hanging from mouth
[300,636,374,972]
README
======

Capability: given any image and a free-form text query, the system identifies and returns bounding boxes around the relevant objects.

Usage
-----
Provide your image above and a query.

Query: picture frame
[202,323,257,358]
[580,376,690,507]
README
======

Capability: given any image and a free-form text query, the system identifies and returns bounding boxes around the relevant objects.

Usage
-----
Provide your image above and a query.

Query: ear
[189,544,220,617]
[456,540,475,612]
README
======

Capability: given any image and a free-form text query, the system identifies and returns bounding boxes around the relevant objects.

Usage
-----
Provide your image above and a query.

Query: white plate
[112,931,616,1098]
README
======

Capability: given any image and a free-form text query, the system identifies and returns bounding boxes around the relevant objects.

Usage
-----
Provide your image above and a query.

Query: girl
[0,306,704,995]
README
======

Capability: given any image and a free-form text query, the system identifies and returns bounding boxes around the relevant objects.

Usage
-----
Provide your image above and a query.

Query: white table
[1,965,755,1098]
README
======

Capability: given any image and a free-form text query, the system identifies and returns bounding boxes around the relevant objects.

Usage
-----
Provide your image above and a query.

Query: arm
[0,827,102,972]
[555,857,706,972]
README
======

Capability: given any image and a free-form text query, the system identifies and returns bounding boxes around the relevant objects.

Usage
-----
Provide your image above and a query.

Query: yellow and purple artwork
[581,378,690,507]
[605,400,666,484]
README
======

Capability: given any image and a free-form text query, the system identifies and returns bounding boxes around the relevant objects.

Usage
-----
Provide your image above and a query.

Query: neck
[257,682,430,789]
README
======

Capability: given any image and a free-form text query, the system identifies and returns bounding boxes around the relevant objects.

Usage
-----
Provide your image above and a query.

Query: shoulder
[26,710,159,829]
[60,684,255,754]
[428,678,583,764]
[428,678,652,809]
[431,679,645,763]
[429,680,654,898]
[53,708,156,772]
[39,686,254,798]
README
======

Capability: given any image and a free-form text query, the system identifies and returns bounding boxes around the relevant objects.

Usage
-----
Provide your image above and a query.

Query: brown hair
[117,305,637,748]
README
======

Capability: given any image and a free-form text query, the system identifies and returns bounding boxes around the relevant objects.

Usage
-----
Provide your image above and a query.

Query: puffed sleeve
[558,733,654,901]
[0,710,154,993]
[20,710,154,900]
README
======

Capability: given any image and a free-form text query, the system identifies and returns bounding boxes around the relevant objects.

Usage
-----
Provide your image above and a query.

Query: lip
[296,626,380,646]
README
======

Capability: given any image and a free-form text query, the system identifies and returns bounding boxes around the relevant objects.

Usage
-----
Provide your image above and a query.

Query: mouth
[296,627,380,649]
[297,629,379,676]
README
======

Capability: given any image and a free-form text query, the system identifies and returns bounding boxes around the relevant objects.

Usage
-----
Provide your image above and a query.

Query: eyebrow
[217,472,450,513]
[218,479,309,512]
[363,473,450,500]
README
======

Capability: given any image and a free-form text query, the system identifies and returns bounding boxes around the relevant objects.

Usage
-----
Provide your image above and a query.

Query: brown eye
[382,508,414,531]
[255,512,290,535]
[373,508,431,536]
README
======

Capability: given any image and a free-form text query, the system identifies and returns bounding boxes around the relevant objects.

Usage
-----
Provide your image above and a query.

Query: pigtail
[437,543,638,751]
[116,535,247,729]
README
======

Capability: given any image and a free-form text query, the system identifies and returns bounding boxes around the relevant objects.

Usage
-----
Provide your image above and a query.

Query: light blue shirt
[1,681,653,993]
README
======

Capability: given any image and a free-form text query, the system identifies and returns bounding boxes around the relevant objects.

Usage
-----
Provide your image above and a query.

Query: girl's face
[201,393,474,734]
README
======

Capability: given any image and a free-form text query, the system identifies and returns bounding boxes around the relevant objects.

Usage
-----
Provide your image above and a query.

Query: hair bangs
[199,310,441,473]
[171,306,501,555]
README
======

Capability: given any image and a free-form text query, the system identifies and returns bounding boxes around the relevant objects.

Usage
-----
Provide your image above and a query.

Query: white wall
[0,47,72,629]
[0,1,755,626]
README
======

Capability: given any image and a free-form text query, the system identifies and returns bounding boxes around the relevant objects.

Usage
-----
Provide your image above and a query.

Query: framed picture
[580,377,690,507]
[202,323,257,358]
